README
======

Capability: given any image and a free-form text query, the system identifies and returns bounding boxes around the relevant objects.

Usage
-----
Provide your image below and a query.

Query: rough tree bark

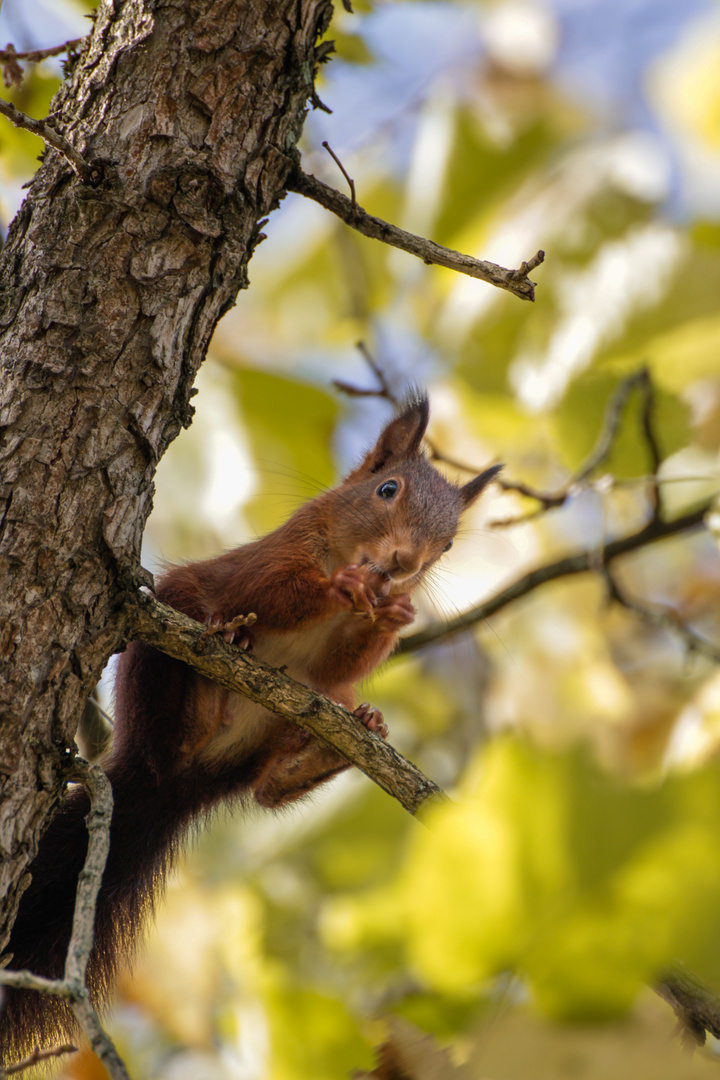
[0,0,333,952]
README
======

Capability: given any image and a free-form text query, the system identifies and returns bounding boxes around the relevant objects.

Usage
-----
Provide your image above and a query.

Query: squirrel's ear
[460,463,503,507]
[357,392,430,475]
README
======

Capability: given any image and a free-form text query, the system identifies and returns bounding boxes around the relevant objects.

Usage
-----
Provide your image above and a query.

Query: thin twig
[397,501,714,654]
[288,168,544,302]
[333,342,395,401]
[0,99,101,185]
[335,345,503,477]
[575,369,648,484]
[0,38,85,63]
[0,1043,77,1077]
[322,141,356,208]
[494,368,663,522]
[0,46,22,89]
[637,367,663,519]
[0,765,131,1080]
[601,565,720,663]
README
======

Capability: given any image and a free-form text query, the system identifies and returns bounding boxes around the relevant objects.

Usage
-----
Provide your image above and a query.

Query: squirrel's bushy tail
[0,752,182,1063]
[0,646,260,1065]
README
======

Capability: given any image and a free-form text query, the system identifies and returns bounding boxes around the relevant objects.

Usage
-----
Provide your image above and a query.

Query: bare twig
[601,565,720,663]
[288,168,544,302]
[335,345,504,479]
[0,765,130,1080]
[128,596,446,818]
[637,368,663,519]
[397,501,714,654]
[575,369,654,485]
[0,38,85,64]
[0,99,101,185]
[0,1043,77,1077]
[322,140,356,207]
[333,342,395,401]
[496,368,663,521]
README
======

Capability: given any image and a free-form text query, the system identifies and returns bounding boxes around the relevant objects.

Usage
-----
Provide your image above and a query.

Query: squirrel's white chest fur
[197,613,354,765]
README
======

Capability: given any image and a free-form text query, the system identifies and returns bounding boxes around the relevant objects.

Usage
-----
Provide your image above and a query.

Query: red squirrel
[0,392,500,1060]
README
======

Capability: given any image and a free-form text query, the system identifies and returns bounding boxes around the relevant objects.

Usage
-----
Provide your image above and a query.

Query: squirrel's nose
[392,549,423,576]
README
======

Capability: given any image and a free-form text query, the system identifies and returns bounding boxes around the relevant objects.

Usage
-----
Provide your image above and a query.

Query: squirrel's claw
[199,612,257,647]
[353,701,389,740]
[372,593,415,630]
[329,564,377,617]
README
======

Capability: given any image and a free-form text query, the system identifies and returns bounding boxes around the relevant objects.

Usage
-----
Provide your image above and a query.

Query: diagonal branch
[125,590,720,1049]
[397,501,715,655]
[127,595,446,818]
[287,167,544,302]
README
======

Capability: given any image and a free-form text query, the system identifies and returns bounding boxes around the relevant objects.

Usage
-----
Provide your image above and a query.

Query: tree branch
[287,167,544,302]
[127,595,447,818]
[397,502,714,655]
[495,368,663,523]
[656,965,720,1050]
[0,764,130,1080]
[0,99,100,184]
[123,595,720,1047]
[0,38,85,64]
[601,565,720,663]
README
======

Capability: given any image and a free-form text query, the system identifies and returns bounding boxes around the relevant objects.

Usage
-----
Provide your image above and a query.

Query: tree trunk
[0,0,331,952]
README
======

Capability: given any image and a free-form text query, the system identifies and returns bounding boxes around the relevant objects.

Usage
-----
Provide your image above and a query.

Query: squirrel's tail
[0,753,176,1063]
[0,641,263,1065]
[0,749,254,1064]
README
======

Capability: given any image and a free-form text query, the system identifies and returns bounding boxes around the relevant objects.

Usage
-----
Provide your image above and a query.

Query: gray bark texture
[0,0,332,952]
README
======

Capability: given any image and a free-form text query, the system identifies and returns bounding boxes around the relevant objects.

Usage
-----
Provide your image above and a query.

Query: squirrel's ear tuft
[460,463,503,507]
[355,391,430,475]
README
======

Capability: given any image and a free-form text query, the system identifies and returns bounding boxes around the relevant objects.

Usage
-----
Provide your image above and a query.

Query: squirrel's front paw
[372,593,415,630]
[329,564,379,617]
[354,702,389,740]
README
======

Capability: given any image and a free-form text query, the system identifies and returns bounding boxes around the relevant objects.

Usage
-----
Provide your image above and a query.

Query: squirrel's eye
[376,480,399,500]
[443,539,454,553]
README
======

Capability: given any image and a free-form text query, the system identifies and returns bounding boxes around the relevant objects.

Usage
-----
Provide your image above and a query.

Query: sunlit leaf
[231,369,339,534]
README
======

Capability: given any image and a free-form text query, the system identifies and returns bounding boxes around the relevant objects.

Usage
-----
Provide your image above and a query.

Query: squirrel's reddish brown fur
[0,393,500,1060]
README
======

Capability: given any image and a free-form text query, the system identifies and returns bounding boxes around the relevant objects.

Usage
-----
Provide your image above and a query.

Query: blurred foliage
[0,66,61,177]
[7,0,720,1076]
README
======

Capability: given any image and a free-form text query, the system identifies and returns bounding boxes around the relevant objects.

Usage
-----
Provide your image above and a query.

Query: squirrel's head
[328,391,502,591]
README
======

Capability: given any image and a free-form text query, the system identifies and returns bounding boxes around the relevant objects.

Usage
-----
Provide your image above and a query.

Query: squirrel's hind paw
[354,701,389,740]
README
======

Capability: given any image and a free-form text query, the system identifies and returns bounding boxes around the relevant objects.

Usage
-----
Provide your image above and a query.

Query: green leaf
[266,977,373,1080]
[231,369,339,535]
